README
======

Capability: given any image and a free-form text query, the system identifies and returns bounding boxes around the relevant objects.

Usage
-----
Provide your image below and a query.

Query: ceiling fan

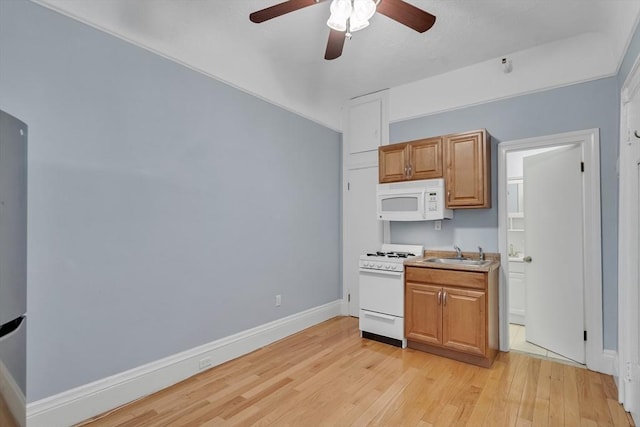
[249,0,436,60]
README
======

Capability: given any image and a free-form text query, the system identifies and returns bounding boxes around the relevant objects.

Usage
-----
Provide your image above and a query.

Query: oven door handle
[363,311,396,321]
[359,268,403,277]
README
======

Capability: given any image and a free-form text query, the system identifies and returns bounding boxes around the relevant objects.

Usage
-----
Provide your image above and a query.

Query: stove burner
[365,251,416,258]
[388,251,415,258]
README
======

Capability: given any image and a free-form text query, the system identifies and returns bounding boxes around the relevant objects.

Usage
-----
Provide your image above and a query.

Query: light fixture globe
[349,16,370,32]
[352,0,376,21]
[327,0,377,33]
[327,0,352,31]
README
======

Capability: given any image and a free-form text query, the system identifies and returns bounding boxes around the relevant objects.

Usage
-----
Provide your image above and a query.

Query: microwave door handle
[422,189,427,219]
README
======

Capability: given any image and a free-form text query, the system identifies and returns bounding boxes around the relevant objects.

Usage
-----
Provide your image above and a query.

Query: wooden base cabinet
[405,266,499,367]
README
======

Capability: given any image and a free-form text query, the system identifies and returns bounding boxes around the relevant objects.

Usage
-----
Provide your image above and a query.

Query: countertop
[404,249,501,273]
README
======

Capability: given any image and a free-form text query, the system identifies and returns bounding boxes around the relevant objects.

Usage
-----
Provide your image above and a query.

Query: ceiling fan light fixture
[349,17,370,32]
[352,0,376,21]
[327,15,348,31]
[327,0,376,33]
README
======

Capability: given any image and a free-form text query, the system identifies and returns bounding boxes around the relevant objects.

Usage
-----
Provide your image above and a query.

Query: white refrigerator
[0,110,27,426]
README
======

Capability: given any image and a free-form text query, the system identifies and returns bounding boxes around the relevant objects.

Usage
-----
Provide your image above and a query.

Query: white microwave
[377,178,453,221]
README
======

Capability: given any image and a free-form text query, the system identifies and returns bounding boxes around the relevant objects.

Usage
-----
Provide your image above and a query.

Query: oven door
[358,268,404,317]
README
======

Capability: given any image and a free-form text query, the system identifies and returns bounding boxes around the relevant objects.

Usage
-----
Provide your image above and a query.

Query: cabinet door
[405,282,441,345]
[445,130,490,208]
[441,287,486,356]
[379,143,408,183]
[408,137,443,180]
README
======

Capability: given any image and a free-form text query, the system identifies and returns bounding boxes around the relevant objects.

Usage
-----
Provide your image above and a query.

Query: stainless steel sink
[423,257,491,266]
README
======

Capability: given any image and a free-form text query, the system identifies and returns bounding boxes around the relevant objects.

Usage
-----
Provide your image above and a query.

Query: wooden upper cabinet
[379,137,443,183]
[444,129,491,209]
[408,137,443,180]
[379,143,408,183]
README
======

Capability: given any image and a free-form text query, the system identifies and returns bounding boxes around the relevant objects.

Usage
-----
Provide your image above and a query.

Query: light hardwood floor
[0,393,18,427]
[79,316,633,426]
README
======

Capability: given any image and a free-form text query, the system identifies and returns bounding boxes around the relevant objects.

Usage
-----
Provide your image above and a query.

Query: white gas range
[359,243,424,348]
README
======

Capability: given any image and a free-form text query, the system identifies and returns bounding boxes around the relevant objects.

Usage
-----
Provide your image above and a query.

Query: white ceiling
[34,0,640,130]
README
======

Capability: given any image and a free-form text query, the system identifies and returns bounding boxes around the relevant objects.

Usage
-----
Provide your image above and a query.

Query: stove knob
[385,264,391,269]
[363,261,369,267]
[376,263,382,268]
[394,265,400,270]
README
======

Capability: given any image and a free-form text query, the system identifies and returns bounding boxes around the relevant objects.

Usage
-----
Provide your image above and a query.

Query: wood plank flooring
[78,316,633,426]
[0,392,18,427]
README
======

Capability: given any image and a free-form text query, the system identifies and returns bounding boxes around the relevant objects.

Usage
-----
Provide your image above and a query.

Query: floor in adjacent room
[509,323,582,366]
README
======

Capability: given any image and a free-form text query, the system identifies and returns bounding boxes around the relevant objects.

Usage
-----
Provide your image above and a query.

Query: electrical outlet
[276,294,282,306]
[199,356,213,370]
[434,220,442,231]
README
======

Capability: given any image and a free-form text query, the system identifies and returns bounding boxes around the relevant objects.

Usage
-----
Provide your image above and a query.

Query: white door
[343,167,383,316]
[523,144,585,363]
[620,75,640,418]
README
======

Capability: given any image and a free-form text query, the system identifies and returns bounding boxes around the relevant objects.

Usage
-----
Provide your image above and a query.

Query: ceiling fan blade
[376,0,436,33]
[250,0,328,23]
[325,29,345,60]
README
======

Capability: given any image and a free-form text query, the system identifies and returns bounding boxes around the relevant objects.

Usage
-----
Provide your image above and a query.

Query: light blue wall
[619,20,640,87]
[390,77,620,350]
[0,0,341,402]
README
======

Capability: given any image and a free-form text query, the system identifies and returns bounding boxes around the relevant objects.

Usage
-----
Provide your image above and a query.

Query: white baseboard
[340,299,349,316]
[0,359,26,427]
[592,349,617,376]
[26,300,342,427]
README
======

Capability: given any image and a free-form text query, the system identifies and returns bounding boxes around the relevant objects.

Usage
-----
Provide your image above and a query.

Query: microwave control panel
[427,192,439,211]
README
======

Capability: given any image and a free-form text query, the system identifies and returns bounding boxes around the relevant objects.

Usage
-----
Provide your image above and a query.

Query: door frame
[618,52,640,410]
[497,128,609,374]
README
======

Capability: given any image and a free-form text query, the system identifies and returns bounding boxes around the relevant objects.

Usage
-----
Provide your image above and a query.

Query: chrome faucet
[478,246,485,261]
[454,245,463,259]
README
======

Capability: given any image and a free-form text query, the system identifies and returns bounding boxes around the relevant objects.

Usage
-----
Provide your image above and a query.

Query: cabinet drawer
[406,267,486,290]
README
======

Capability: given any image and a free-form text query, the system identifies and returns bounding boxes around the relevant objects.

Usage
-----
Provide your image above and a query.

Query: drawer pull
[364,312,395,321]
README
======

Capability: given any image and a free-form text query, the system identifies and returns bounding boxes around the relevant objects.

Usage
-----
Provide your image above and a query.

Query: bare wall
[0,0,341,402]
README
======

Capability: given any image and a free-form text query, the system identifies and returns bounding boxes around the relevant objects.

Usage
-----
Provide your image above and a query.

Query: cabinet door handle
[443,292,447,306]
[447,190,451,201]
[408,164,412,176]
[404,165,408,177]
[437,291,442,305]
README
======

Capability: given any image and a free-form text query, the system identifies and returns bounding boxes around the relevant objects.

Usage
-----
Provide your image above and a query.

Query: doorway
[505,146,583,364]
[498,129,607,372]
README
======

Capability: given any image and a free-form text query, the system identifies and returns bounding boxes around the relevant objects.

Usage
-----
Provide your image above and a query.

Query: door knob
[523,256,532,263]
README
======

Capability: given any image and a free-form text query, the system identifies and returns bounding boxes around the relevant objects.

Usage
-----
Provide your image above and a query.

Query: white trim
[618,51,640,415]
[26,300,342,427]
[497,129,609,374]
[0,359,25,427]
[29,0,342,132]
